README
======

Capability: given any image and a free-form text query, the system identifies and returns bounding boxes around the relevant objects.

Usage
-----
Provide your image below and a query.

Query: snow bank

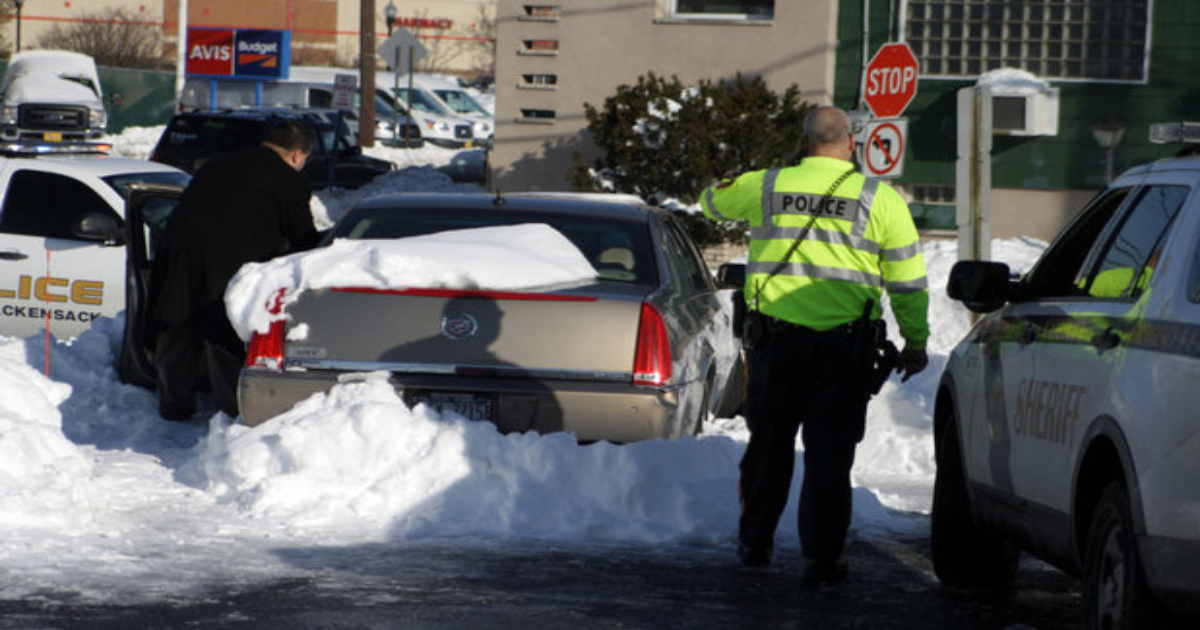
[225,223,599,340]
[0,337,93,529]
[191,372,750,543]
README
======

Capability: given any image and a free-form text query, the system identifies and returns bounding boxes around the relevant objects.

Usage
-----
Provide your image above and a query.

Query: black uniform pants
[155,320,243,419]
[737,318,868,562]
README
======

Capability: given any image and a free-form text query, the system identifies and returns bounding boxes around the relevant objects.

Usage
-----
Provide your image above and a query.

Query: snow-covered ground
[0,126,1048,604]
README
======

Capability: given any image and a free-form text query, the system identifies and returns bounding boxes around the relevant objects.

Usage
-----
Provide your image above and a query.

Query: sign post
[378,27,427,146]
[862,42,919,120]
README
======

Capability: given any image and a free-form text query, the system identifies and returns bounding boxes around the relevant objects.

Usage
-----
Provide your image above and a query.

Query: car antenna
[493,188,505,206]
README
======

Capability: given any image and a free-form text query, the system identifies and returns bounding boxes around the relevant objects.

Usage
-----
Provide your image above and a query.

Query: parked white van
[290,66,473,148]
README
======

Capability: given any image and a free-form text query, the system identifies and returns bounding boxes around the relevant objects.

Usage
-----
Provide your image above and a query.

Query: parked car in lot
[150,108,394,190]
[120,191,744,443]
[934,127,1200,628]
[0,142,189,340]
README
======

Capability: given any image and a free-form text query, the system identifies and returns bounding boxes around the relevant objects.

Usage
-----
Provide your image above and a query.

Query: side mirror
[947,260,1015,313]
[716,262,746,289]
[72,213,125,246]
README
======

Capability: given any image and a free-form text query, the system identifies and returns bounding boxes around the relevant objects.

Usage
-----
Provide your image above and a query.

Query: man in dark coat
[153,120,321,420]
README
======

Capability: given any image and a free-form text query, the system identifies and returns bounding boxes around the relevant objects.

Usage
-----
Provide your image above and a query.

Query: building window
[520,39,559,55]
[906,0,1149,82]
[520,74,558,90]
[520,5,560,21]
[671,0,773,20]
[519,109,556,123]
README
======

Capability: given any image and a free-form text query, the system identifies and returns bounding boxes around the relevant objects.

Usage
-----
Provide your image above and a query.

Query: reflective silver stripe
[704,186,733,221]
[747,260,881,285]
[852,178,880,239]
[760,169,781,222]
[885,277,930,292]
[881,240,923,262]
[749,225,882,256]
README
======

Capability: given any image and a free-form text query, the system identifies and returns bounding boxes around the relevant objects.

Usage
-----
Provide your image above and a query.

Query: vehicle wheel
[930,407,1018,589]
[1083,482,1165,630]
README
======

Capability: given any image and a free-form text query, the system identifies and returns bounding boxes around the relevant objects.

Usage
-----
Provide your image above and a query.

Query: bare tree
[0,0,16,56]
[402,10,458,74]
[37,7,164,69]
[465,4,496,76]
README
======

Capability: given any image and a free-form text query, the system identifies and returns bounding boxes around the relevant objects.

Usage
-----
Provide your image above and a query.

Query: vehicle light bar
[1149,122,1200,145]
[0,141,113,156]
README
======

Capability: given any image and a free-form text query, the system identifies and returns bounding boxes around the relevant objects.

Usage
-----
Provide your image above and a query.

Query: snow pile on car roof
[225,223,598,341]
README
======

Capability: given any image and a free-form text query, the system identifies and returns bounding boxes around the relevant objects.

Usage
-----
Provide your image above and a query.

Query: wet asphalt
[0,534,1083,630]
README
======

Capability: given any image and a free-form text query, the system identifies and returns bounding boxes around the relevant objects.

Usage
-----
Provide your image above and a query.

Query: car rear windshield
[334,207,657,285]
[103,171,191,196]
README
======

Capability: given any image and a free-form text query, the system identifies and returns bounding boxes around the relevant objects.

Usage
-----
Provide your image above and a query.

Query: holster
[850,301,899,399]
[742,309,766,351]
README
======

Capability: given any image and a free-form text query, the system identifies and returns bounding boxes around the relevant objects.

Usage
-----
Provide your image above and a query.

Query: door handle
[1092,326,1121,352]
[0,249,28,261]
[1017,323,1038,345]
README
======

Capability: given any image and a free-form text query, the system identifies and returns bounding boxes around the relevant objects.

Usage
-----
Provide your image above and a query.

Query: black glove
[896,347,928,383]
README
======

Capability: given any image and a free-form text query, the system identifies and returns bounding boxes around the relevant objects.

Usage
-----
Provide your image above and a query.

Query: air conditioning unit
[990,86,1059,137]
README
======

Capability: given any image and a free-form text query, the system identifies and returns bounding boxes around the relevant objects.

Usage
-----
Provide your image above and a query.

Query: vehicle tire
[930,406,1018,589]
[1083,482,1166,630]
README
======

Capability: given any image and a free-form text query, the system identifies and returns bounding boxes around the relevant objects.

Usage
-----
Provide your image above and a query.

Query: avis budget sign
[863,42,919,119]
[186,28,291,79]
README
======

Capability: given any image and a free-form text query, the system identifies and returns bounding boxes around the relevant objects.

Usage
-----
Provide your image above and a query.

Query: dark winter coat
[152,145,319,346]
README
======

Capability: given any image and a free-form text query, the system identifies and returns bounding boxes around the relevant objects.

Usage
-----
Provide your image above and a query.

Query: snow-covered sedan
[232,193,743,443]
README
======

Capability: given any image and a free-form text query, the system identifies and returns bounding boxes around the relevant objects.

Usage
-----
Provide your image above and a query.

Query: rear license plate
[44,132,63,142]
[409,391,494,422]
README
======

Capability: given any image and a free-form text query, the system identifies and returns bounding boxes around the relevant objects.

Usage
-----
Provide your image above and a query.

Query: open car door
[117,182,183,388]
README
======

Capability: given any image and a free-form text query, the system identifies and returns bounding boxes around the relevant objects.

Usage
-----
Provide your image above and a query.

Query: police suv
[934,122,1200,628]
[0,142,189,340]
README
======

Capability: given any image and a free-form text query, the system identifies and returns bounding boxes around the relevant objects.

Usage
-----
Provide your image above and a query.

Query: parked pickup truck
[0,50,108,143]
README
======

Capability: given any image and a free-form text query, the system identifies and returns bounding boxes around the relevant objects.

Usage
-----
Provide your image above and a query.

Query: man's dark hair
[264,120,315,153]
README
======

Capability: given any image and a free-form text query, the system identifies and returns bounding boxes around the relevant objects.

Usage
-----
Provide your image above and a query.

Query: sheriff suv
[934,123,1200,629]
[0,141,189,340]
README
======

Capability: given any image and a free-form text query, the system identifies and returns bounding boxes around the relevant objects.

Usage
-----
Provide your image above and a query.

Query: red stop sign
[863,43,919,119]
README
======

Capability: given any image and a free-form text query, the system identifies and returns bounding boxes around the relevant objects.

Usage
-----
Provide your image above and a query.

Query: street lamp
[385,1,397,36]
[1092,119,1126,184]
[13,0,25,52]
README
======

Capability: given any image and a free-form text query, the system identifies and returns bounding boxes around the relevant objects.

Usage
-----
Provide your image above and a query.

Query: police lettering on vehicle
[773,192,857,218]
[0,274,104,305]
[1013,378,1086,445]
[0,304,100,322]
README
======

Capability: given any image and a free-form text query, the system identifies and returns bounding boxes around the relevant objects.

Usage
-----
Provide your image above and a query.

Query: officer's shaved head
[804,106,851,145]
[803,106,855,159]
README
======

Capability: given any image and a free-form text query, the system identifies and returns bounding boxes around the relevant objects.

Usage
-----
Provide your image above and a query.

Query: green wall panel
[835,0,1197,194]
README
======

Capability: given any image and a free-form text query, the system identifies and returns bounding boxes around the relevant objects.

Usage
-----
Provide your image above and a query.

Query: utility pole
[358,0,376,148]
[175,0,189,106]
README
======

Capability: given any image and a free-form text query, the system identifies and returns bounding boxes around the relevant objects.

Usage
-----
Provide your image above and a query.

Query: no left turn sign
[861,119,907,178]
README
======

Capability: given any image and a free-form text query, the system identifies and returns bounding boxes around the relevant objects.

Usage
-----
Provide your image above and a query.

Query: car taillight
[245,320,285,370]
[245,289,286,370]
[632,302,672,386]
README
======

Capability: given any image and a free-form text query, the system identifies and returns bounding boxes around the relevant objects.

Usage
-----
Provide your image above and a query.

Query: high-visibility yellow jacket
[701,156,930,350]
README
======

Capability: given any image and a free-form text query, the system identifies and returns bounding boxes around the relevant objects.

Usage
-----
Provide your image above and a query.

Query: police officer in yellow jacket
[702,106,930,581]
